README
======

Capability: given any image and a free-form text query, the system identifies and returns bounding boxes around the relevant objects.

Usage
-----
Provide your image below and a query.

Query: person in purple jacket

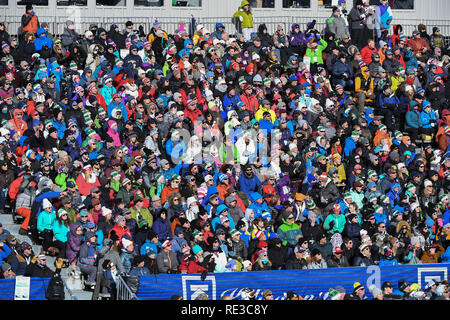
[289,23,307,57]
[66,223,84,264]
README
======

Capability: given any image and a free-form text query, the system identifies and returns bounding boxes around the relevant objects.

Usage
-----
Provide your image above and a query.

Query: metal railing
[3,15,450,38]
[116,274,138,300]
[62,278,78,300]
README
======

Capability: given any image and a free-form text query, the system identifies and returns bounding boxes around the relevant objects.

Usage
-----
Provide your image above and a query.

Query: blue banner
[0,278,50,300]
[137,264,450,300]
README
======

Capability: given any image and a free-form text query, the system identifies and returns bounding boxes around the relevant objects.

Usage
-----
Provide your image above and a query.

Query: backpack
[45,273,65,300]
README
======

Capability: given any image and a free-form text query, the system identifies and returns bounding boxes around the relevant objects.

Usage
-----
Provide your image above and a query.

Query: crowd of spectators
[0,0,448,300]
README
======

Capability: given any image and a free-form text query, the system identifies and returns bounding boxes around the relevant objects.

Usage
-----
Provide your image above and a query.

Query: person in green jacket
[323,204,346,236]
[233,0,254,42]
[130,196,154,229]
[305,36,327,74]
[116,178,133,207]
[310,233,333,260]
[277,211,303,248]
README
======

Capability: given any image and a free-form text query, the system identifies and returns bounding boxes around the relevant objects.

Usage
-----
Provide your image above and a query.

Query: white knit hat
[102,207,112,217]
[122,237,133,249]
[42,198,52,209]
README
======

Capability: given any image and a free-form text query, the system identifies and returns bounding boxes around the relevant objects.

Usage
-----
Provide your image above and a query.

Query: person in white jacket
[235,131,256,165]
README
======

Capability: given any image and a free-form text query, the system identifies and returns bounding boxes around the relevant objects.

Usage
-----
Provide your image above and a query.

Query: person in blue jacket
[211,22,225,40]
[238,164,262,196]
[378,246,399,266]
[140,229,162,259]
[331,53,354,91]
[404,101,421,142]
[211,204,236,231]
[343,130,360,160]
[34,27,52,56]
[165,130,186,165]
[0,242,11,269]
[420,101,437,137]
[107,93,128,122]
[247,192,270,219]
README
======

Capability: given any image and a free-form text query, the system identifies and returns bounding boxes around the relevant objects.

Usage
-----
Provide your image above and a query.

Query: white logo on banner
[182,275,217,300]
[417,267,448,288]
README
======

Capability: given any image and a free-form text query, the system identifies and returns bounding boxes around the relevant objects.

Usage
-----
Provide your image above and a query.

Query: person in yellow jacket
[390,67,406,94]
[233,0,254,42]
[254,99,276,123]
[326,153,347,188]
[354,66,375,115]
[147,19,169,46]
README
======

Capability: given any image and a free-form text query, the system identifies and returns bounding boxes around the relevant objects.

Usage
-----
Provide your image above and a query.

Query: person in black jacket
[267,237,288,270]
[285,244,308,269]
[24,253,62,278]
[326,245,350,268]
[344,213,362,248]
[353,242,375,266]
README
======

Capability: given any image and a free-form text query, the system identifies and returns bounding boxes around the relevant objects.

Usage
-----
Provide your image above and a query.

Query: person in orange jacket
[8,108,28,137]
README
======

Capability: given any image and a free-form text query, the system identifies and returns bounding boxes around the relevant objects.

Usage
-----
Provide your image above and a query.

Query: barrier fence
[135,263,450,300]
[0,263,447,300]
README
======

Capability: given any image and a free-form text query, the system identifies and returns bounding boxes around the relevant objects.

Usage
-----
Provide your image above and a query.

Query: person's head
[354,282,366,298]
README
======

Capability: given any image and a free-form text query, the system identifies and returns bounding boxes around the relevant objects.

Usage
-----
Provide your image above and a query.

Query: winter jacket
[323,213,346,235]
[152,217,171,242]
[277,216,303,247]
[66,224,84,263]
[405,110,421,129]
[52,220,70,243]
[34,28,52,52]
[289,24,307,47]
[156,249,179,273]
[326,14,350,40]
[37,210,56,232]
[305,40,328,65]
[233,1,254,29]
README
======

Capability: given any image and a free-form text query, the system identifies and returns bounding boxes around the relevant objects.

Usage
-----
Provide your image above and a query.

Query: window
[249,0,274,8]
[370,0,413,9]
[0,0,7,5]
[282,0,310,9]
[172,0,201,6]
[135,0,163,6]
[18,0,48,5]
[391,0,413,9]
[96,0,126,6]
[318,0,333,8]
[57,0,87,6]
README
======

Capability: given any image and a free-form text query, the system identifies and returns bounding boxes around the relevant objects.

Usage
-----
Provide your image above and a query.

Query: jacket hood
[184,39,193,49]
[240,0,250,8]
[37,28,46,36]
[69,223,81,236]
[291,23,300,32]
[258,24,267,34]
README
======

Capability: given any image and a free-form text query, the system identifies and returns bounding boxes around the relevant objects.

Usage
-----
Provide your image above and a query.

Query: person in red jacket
[361,39,378,66]
[108,215,132,244]
[86,82,107,111]
[240,83,259,114]
[75,164,101,197]
[178,246,208,274]
[183,98,203,126]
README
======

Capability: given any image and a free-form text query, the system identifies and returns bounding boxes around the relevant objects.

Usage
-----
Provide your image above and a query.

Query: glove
[201,270,208,281]
[31,254,39,264]
[55,258,64,269]
[329,220,335,229]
